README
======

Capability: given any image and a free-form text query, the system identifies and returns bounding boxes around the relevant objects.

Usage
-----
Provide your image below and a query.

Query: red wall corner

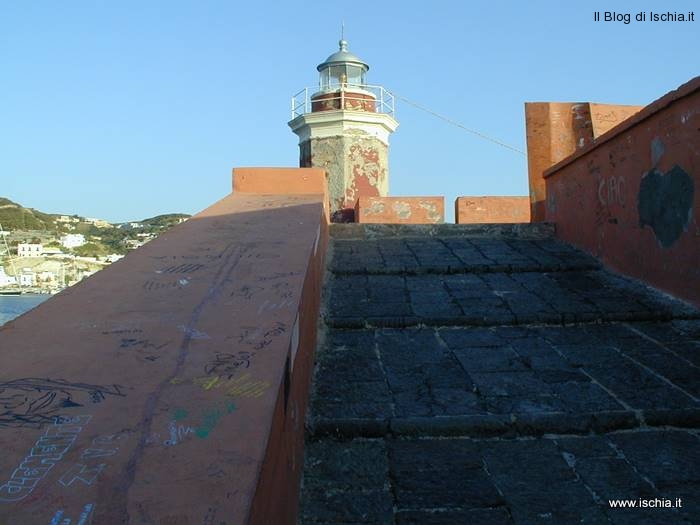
[544,76,700,306]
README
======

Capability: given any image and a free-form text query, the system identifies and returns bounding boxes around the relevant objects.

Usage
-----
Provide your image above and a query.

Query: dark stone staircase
[300,225,700,525]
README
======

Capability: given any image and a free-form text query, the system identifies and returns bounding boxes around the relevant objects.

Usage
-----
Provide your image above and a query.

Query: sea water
[0,295,50,326]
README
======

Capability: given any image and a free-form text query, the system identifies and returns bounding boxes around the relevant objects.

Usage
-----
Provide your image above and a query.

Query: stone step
[307,322,700,439]
[330,236,600,275]
[326,270,700,328]
[301,431,700,524]
[301,233,700,524]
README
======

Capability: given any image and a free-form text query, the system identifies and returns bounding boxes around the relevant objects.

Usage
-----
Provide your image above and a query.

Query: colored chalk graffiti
[0,379,124,429]
[56,432,123,490]
[192,373,271,399]
[49,502,96,525]
[163,420,195,446]
[165,403,236,441]
[58,463,106,488]
[195,402,236,438]
[0,415,91,502]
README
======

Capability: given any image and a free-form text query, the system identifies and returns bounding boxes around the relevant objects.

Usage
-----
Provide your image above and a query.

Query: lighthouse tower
[289,39,399,222]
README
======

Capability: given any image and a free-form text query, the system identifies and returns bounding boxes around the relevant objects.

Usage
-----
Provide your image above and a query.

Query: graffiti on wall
[638,164,694,247]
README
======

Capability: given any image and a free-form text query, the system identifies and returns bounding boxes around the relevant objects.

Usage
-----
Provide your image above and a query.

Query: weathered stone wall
[544,77,700,306]
[302,133,389,222]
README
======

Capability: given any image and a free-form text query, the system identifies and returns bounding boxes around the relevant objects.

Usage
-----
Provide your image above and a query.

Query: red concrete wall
[545,76,700,306]
[233,166,329,220]
[455,196,530,224]
[526,102,643,221]
[354,196,444,224]
[0,172,329,523]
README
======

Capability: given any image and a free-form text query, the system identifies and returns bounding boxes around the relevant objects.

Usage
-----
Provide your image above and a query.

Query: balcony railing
[291,85,395,119]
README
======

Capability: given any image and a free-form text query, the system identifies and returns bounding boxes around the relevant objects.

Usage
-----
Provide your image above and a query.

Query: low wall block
[354,196,444,224]
[455,196,531,224]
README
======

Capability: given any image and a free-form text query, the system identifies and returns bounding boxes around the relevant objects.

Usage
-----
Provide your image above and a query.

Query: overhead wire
[388,91,526,156]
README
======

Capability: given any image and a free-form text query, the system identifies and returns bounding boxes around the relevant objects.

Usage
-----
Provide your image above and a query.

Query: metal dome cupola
[317,39,369,91]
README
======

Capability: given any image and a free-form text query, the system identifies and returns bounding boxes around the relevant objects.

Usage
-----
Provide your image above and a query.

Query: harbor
[0,293,49,326]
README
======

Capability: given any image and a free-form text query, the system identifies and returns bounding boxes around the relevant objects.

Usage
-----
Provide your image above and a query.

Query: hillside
[0,197,57,231]
[0,197,190,233]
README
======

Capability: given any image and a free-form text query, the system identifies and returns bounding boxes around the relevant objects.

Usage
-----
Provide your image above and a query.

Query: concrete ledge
[330,223,556,240]
[0,192,328,524]
[355,196,444,224]
[232,167,329,220]
[455,196,530,224]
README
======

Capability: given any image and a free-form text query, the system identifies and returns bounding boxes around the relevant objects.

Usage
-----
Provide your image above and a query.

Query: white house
[61,234,86,249]
[19,269,35,286]
[17,243,43,257]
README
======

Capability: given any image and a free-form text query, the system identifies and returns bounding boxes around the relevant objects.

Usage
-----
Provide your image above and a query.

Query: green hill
[0,198,57,231]
[0,198,191,233]
[139,213,190,229]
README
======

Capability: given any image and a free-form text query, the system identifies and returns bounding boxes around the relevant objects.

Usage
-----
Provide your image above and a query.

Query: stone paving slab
[308,323,700,438]
[302,235,700,524]
[301,432,699,524]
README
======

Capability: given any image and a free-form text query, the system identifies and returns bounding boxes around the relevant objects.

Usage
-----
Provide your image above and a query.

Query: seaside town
[0,198,188,294]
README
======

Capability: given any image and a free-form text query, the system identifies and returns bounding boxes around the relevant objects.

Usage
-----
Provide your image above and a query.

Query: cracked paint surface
[304,135,389,222]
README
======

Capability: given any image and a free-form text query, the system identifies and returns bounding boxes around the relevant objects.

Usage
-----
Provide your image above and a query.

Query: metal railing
[291,85,395,119]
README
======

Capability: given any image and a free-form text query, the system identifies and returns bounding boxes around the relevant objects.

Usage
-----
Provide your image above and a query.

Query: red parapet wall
[545,76,700,306]
[233,166,329,221]
[455,196,530,224]
[526,102,643,221]
[0,173,329,523]
[354,196,444,224]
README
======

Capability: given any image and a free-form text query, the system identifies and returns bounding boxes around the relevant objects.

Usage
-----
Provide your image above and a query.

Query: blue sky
[2,1,698,223]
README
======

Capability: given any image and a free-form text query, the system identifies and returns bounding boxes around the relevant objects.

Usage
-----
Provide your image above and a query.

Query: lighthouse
[289,39,399,222]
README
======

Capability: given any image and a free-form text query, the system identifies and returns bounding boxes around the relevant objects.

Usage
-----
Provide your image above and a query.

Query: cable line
[388,92,526,156]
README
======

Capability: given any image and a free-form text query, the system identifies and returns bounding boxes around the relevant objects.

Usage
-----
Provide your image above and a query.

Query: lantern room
[317,39,368,91]
[311,40,375,112]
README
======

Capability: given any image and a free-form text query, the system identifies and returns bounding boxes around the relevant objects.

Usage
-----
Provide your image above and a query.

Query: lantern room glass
[319,64,367,91]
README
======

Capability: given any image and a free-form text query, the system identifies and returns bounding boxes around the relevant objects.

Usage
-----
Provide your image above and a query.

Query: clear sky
[2,1,698,223]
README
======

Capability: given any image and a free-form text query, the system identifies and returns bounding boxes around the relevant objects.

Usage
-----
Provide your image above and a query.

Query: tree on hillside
[74,242,109,257]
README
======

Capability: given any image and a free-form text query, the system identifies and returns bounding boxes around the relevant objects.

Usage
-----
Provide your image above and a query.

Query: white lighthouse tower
[289,39,399,222]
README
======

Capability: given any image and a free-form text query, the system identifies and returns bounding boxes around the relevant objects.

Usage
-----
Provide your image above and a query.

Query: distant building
[61,234,86,249]
[17,243,43,257]
[19,269,35,286]
[84,218,113,228]
[105,254,125,263]
[56,215,80,223]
